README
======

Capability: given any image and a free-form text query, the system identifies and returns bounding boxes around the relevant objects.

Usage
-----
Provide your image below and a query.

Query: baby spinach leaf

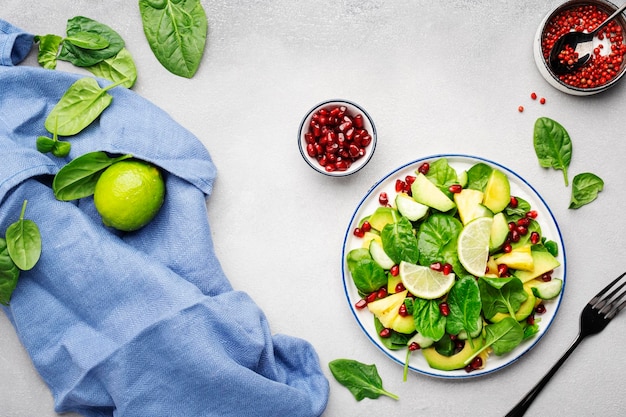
[374,318,411,350]
[329,359,399,401]
[478,276,527,319]
[484,317,524,355]
[66,31,110,50]
[6,201,41,272]
[425,158,458,193]
[533,117,572,186]
[569,172,604,209]
[52,152,133,201]
[44,77,125,137]
[86,48,137,88]
[466,163,492,191]
[0,238,20,306]
[34,34,63,69]
[381,217,419,264]
[504,196,531,218]
[412,298,446,341]
[139,0,208,78]
[446,275,482,337]
[417,213,462,269]
[346,248,387,294]
[58,16,125,67]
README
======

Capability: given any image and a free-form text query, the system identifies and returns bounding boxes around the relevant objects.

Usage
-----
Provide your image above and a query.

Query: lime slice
[457,216,493,277]
[399,261,455,300]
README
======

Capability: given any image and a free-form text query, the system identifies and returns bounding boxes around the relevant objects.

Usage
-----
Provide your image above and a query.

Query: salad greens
[569,173,604,209]
[329,359,399,401]
[346,157,563,375]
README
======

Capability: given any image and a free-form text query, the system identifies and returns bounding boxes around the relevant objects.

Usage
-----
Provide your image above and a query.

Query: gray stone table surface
[2,1,626,416]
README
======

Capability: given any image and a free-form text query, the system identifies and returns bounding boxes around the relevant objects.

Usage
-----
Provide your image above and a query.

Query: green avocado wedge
[422,337,484,371]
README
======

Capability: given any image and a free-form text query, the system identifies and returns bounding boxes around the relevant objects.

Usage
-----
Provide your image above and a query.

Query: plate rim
[340,153,567,379]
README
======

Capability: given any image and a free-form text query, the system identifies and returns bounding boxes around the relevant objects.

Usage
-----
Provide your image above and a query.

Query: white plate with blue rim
[341,154,566,379]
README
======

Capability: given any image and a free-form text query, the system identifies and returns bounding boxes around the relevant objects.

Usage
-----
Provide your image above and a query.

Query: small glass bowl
[534,0,626,95]
[298,99,377,177]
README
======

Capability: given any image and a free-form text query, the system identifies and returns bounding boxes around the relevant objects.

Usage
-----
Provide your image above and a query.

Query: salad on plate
[342,155,566,378]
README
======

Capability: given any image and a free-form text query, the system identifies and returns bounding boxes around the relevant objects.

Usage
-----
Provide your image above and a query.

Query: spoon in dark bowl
[549,3,626,75]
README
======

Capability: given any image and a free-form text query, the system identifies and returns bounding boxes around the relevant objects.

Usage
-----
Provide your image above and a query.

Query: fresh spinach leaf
[417,213,463,271]
[329,359,399,401]
[58,16,125,67]
[381,217,419,264]
[412,297,446,341]
[466,163,492,191]
[139,0,208,78]
[86,48,137,88]
[465,317,524,365]
[446,275,482,337]
[425,158,458,193]
[6,201,41,272]
[34,34,63,69]
[533,117,572,186]
[569,172,604,209]
[0,238,20,306]
[504,196,531,218]
[346,248,387,294]
[44,77,126,137]
[52,151,133,201]
[478,276,527,319]
[65,31,110,50]
[37,119,71,158]
[433,334,455,356]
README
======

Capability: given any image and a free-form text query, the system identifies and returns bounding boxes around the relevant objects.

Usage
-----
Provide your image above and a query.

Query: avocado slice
[411,173,456,212]
[422,337,484,371]
[368,207,399,232]
[483,168,510,214]
[513,249,561,283]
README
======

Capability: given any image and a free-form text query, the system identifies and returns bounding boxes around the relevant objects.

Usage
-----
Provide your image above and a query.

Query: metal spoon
[548,3,626,75]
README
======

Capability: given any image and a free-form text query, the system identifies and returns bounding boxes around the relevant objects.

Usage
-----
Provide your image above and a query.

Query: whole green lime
[94,160,165,231]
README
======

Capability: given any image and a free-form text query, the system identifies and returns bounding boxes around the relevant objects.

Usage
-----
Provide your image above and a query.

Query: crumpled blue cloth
[0,19,328,417]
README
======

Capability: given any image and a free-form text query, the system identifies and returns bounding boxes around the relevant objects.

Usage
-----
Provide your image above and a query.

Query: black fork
[506,272,626,417]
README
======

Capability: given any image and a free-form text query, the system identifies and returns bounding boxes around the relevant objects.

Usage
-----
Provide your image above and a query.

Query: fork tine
[593,272,626,319]
[591,271,626,309]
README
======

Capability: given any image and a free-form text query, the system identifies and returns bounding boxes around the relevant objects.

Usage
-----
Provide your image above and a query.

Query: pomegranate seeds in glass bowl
[298,99,377,176]
[534,0,626,95]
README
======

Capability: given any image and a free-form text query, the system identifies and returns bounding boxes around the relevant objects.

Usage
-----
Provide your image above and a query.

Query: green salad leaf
[381,217,419,264]
[569,172,604,209]
[329,359,399,401]
[533,117,572,186]
[58,16,125,67]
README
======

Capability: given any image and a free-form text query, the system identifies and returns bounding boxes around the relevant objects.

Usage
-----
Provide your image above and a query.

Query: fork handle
[505,334,585,417]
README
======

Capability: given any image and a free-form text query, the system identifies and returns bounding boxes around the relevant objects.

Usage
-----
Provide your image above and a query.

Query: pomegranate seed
[540,97,546,104]
[395,179,405,192]
[503,243,513,253]
[527,314,535,325]
[530,231,541,244]
[408,342,421,351]
[353,114,364,128]
[379,328,391,338]
[497,264,509,277]
[390,265,400,277]
[353,227,364,238]
[470,356,483,370]
[510,229,520,243]
[517,225,528,236]
[439,302,450,316]
[541,270,553,282]
[394,282,405,292]
[508,222,517,231]
[442,263,453,275]
[361,221,371,233]
[517,217,530,227]
[398,304,409,317]
[377,287,387,299]
[405,175,416,185]
[531,92,537,100]
[355,299,368,309]
[535,304,546,314]
[379,192,389,206]
[448,184,463,193]
[509,196,519,208]
[417,162,430,175]
[366,292,378,303]
[526,210,538,219]
[518,105,524,112]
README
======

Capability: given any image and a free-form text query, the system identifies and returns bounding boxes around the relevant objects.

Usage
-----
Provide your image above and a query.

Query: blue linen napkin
[0,20,329,417]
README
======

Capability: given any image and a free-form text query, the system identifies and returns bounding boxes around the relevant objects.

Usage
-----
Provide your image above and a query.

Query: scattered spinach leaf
[86,48,137,88]
[569,172,604,209]
[65,31,110,50]
[329,359,399,401]
[44,77,127,137]
[34,34,63,69]
[0,238,20,306]
[381,217,419,264]
[52,151,133,201]
[139,0,208,78]
[58,16,125,67]
[6,201,42,272]
[533,117,572,186]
